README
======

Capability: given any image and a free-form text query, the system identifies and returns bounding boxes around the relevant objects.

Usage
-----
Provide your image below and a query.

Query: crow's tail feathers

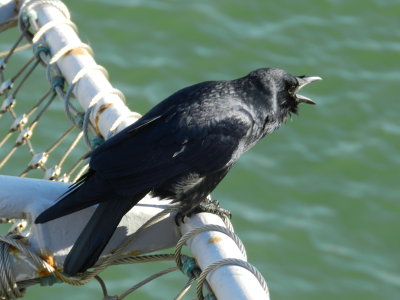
[63,196,144,276]
[35,170,109,224]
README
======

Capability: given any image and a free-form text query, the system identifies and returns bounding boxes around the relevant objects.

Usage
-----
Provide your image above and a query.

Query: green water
[1,0,399,299]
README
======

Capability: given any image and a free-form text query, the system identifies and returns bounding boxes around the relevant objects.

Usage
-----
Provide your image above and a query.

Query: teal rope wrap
[39,276,62,287]
[20,11,32,27]
[204,294,217,300]
[91,136,104,149]
[181,256,200,278]
[51,76,65,92]
[32,42,50,59]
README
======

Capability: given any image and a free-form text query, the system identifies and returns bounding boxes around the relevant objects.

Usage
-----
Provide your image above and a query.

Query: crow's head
[247,68,321,119]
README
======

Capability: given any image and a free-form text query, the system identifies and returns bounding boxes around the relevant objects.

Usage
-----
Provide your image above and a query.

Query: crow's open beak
[295,76,322,104]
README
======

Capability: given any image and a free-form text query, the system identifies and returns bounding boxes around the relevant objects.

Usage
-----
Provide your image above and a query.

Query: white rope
[86,89,126,112]
[0,238,25,299]
[32,19,77,43]
[49,42,93,65]
[81,88,126,147]
[71,65,109,85]
[107,111,142,138]
[19,0,71,21]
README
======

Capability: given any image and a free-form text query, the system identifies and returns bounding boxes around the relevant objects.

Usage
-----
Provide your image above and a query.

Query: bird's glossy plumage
[35,68,320,275]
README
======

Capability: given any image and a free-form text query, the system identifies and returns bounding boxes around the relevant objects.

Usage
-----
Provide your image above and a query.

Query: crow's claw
[193,199,232,220]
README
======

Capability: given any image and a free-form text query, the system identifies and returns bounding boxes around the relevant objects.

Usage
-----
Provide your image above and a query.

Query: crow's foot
[175,198,231,226]
[193,199,232,220]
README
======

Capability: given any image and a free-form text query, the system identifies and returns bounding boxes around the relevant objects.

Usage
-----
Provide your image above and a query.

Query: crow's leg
[175,197,231,226]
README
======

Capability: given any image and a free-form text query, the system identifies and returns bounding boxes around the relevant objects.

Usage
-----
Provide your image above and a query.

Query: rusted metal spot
[127,250,141,256]
[65,47,89,57]
[94,103,113,137]
[37,253,57,277]
[208,237,223,244]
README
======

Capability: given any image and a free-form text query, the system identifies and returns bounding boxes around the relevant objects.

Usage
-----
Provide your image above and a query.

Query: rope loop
[181,256,201,278]
[91,136,104,149]
[50,76,65,93]
[32,20,77,44]
[32,42,50,59]
[174,224,247,272]
[196,258,269,300]
[38,275,62,287]
[19,0,71,21]
[0,236,26,299]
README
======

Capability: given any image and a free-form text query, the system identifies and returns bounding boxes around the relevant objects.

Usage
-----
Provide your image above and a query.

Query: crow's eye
[288,85,297,96]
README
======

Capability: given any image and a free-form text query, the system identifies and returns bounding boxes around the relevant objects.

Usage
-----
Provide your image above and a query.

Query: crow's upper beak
[295,76,322,104]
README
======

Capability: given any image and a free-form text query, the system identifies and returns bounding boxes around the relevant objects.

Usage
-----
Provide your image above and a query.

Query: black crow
[36,68,321,275]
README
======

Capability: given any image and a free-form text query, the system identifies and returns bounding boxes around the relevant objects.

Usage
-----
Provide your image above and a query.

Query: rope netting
[0,26,89,181]
[0,0,269,299]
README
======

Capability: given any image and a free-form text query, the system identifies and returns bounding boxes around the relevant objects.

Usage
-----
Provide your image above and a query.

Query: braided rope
[0,238,25,299]
[18,0,71,43]
[174,224,247,271]
[32,19,77,43]
[19,0,70,21]
[196,258,269,300]
[107,111,143,139]
[48,42,93,65]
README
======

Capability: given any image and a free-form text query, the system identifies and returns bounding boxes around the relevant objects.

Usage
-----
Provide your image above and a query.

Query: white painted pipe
[21,0,141,138]
[181,213,270,300]
[0,0,17,33]
[0,175,179,282]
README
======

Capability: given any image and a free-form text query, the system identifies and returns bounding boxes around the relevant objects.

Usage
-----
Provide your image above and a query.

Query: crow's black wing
[90,105,253,197]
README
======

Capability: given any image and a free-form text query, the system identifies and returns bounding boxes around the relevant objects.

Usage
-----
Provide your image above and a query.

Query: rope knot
[39,275,62,287]
[91,136,104,149]
[20,11,36,27]
[181,256,201,278]
[51,76,65,92]
[33,42,50,59]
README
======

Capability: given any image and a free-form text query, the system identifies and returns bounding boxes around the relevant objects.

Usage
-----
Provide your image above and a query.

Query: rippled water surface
[1,0,399,299]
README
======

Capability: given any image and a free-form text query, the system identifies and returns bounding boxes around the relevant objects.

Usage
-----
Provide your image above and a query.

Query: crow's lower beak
[295,76,322,104]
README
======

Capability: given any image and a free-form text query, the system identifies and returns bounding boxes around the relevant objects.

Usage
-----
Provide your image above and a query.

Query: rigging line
[25,88,53,118]
[63,82,84,127]
[174,277,196,300]
[174,224,247,271]
[71,163,89,183]
[57,131,84,168]
[0,132,13,149]
[65,153,89,182]
[94,276,109,299]
[11,59,41,98]
[0,30,29,63]
[0,89,52,151]
[19,93,58,159]
[45,125,76,154]
[27,93,57,132]
[9,56,36,84]
[0,44,31,60]
[196,258,269,300]
[118,266,178,300]
[104,253,175,266]
[0,146,18,169]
